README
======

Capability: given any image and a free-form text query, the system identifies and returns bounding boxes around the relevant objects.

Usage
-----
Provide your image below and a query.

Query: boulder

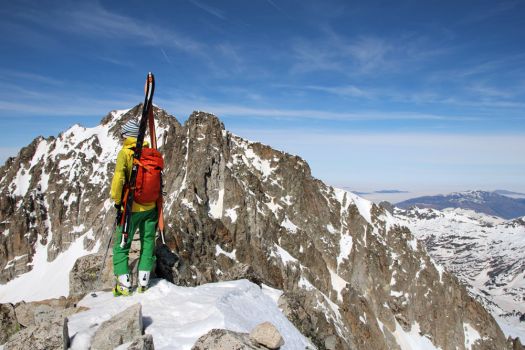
[3,316,68,350]
[91,303,143,350]
[14,297,87,328]
[219,263,265,287]
[192,329,267,350]
[69,252,113,297]
[249,322,284,349]
[0,303,19,344]
[13,301,35,328]
[126,334,155,350]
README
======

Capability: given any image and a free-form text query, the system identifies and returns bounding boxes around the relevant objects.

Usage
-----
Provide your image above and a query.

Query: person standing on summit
[110,119,158,296]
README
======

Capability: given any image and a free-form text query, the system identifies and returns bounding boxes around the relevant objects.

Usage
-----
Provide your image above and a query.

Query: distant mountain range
[396,190,525,219]
[348,189,409,195]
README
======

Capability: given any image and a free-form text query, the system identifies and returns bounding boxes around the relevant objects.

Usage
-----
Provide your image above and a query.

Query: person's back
[110,119,158,296]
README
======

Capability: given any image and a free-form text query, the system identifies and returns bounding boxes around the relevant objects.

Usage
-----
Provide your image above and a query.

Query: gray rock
[14,297,87,329]
[13,301,34,328]
[218,263,264,286]
[249,322,284,349]
[127,334,155,350]
[324,335,337,350]
[69,252,113,297]
[0,303,19,345]
[3,316,68,350]
[192,329,267,350]
[33,304,57,325]
[91,303,143,350]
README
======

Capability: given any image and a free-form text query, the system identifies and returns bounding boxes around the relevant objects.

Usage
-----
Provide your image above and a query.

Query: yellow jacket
[110,137,156,212]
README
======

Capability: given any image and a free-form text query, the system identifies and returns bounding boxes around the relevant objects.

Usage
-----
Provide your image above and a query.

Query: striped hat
[121,119,140,138]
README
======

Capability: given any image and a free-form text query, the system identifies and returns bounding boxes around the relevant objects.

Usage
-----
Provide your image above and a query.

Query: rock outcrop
[127,334,155,350]
[249,322,285,349]
[90,303,144,350]
[0,303,19,344]
[192,329,269,350]
[3,315,69,350]
[0,295,85,346]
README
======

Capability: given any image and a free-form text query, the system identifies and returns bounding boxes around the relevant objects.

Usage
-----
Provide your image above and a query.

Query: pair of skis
[120,72,165,248]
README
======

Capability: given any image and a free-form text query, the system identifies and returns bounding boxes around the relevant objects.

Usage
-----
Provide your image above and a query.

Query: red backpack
[133,148,164,204]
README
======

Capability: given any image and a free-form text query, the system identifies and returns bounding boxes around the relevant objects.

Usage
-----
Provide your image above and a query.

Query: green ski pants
[113,208,158,276]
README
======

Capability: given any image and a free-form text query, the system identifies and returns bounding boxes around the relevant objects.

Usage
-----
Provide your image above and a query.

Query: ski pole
[91,216,118,297]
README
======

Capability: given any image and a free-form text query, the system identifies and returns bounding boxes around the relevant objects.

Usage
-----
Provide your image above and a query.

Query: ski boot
[137,271,150,294]
[113,274,132,297]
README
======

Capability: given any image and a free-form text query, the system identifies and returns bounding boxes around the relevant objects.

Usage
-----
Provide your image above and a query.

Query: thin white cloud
[0,70,65,86]
[156,99,480,122]
[189,0,226,20]
[458,1,520,25]
[0,82,141,117]
[302,84,374,99]
[18,2,205,56]
[290,30,448,76]
[265,0,282,12]
[160,48,172,64]
[14,2,249,77]
[92,55,135,68]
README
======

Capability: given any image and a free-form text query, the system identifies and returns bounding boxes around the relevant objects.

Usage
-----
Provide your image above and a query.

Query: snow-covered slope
[395,207,525,340]
[68,279,313,350]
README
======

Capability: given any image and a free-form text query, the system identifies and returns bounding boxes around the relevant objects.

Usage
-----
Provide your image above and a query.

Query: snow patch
[215,245,237,261]
[244,147,274,179]
[333,187,373,224]
[265,196,282,217]
[209,189,225,219]
[281,216,298,233]
[224,206,239,223]
[0,230,101,303]
[337,234,353,267]
[326,223,337,234]
[271,244,297,265]
[391,290,403,297]
[329,269,348,302]
[392,321,441,350]
[463,323,481,350]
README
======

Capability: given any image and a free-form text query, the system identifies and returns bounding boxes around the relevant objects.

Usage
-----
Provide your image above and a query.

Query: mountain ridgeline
[396,190,525,220]
[0,105,518,349]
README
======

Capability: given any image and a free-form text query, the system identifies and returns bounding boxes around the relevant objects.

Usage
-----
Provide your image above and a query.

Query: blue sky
[1,0,524,197]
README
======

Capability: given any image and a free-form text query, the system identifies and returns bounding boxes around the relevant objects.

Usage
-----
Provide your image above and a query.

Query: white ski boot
[113,274,131,296]
[138,271,150,293]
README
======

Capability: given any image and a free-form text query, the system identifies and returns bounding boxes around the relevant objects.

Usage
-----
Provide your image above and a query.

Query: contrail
[160,48,171,64]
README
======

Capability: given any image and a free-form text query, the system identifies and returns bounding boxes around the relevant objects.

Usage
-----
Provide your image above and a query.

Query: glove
[115,203,123,225]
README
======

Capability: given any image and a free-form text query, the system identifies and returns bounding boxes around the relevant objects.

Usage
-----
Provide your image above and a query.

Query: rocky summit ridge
[0,105,520,349]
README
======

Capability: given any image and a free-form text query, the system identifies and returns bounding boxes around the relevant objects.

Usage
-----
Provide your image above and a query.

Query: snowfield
[68,279,314,350]
[395,207,525,341]
[0,229,100,303]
